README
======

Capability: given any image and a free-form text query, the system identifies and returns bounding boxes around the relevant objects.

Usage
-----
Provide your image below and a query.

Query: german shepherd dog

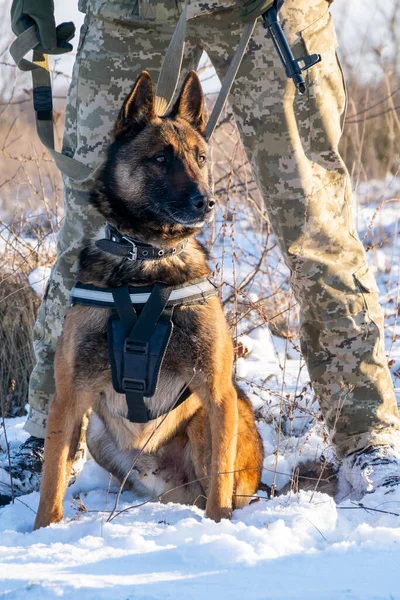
[34,71,264,530]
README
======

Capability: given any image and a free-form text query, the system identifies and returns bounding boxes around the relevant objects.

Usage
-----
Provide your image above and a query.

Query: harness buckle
[122,235,138,261]
[124,340,149,355]
[122,377,146,392]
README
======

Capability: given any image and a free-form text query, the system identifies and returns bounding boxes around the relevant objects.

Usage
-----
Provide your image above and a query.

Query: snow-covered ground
[1,177,400,599]
[1,436,400,600]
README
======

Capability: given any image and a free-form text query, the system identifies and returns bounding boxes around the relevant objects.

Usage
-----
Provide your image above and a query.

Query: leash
[9,26,92,182]
[152,0,256,140]
[9,8,256,181]
[9,1,321,181]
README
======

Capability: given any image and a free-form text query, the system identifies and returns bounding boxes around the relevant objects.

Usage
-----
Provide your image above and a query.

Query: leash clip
[122,235,138,261]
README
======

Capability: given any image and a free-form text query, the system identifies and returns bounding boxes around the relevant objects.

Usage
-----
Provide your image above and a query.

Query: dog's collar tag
[95,224,188,262]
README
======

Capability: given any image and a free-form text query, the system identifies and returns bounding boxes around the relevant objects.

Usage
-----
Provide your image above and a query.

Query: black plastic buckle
[124,340,148,354]
[122,377,146,392]
[33,86,53,120]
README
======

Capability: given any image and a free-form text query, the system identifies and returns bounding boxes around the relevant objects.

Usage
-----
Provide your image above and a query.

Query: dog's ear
[114,71,155,139]
[169,71,205,135]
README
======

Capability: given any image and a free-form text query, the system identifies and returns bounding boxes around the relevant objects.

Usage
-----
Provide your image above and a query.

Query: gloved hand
[11,0,75,54]
[240,0,275,22]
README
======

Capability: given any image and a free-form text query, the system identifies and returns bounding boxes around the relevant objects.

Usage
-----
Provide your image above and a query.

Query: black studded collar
[95,224,189,262]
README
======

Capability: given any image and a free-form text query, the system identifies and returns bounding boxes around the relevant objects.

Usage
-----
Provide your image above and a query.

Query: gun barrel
[262,9,307,94]
[262,2,321,95]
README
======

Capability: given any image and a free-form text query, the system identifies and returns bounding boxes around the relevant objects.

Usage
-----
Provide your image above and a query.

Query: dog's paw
[205,502,232,523]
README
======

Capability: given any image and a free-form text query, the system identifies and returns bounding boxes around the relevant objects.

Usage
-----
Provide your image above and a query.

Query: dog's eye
[198,155,207,165]
[155,155,167,164]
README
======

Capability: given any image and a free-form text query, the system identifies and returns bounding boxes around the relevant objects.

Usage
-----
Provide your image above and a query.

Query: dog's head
[91,71,214,242]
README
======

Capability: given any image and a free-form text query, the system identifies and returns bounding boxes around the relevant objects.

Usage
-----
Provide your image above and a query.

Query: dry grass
[0,267,40,417]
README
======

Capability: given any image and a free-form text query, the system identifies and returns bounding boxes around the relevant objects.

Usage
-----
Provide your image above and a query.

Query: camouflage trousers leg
[26,8,201,438]
[188,0,400,458]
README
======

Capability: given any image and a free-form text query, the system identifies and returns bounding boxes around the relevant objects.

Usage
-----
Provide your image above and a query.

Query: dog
[34,71,264,530]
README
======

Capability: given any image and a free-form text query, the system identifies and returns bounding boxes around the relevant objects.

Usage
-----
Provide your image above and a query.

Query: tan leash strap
[154,5,256,137]
[10,26,93,182]
[205,20,255,140]
[10,16,256,179]
[154,3,188,115]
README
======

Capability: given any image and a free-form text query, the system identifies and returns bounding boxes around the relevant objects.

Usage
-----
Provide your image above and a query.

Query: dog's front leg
[34,386,92,530]
[203,381,238,522]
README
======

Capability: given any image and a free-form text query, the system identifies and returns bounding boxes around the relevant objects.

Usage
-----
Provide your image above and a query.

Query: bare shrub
[0,267,40,417]
[341,71,400,180]
[337,0,400,181]
[0,38,61,416]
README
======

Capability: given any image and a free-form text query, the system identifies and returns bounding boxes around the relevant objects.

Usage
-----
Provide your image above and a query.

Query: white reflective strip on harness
[70,280,216,306]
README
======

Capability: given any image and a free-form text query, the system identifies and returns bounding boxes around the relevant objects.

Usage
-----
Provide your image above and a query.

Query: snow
[1,435,400,599]
[28,267,52,298]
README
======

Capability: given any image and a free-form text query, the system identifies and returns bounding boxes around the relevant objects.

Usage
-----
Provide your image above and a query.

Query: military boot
[0,436,86,507]
[342,444,400,498]
[0,436,44,506]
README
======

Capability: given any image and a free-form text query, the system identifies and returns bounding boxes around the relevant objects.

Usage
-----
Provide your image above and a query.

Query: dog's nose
[189,194,215,213]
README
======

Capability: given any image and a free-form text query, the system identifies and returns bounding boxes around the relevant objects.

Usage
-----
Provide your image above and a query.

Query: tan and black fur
[34,71,264,530]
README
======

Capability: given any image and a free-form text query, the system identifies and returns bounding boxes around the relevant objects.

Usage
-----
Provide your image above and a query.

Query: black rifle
[262,0,321,94]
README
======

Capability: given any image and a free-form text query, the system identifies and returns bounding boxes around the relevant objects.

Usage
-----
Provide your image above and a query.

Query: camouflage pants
[27,0,400,458]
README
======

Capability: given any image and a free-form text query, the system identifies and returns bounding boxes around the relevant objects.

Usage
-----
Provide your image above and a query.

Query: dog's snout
[189,194,215,213]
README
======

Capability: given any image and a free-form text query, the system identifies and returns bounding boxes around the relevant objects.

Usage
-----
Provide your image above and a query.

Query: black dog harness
[70,226,217,424]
